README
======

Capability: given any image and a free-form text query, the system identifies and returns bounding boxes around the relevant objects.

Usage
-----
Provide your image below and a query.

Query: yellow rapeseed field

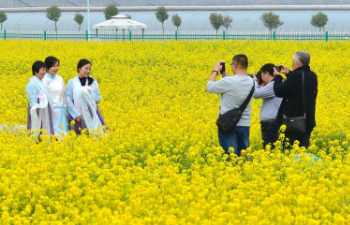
[0,40,349,224]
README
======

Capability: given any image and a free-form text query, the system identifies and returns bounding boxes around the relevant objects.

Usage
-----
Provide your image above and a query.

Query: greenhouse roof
[1,10,350,33]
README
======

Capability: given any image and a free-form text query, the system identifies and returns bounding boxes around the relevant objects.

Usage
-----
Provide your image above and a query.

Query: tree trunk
[55,22,57,31]
[216,29,218,35]
[162,22,164,35]
[177,27,180,35]
[79,24,81,32]
[1,23,2,32]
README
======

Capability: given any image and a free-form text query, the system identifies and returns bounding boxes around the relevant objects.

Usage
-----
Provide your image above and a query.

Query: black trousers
[261,123,279,149]
[286,131,311,148]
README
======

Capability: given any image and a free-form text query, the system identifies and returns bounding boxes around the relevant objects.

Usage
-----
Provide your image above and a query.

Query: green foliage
[223,15,233,33]
[172,14,182,33]
[74,13,84,31]
[209,13,224,35]
[104,4,118,20]
[45,6,62,31]
[46,6,61,22]
[311,12,328,32]
[155,7,169,23]
[260,11,284,35]
[0,11,7,32]
[155,7,169,35]
[0,11,7,24]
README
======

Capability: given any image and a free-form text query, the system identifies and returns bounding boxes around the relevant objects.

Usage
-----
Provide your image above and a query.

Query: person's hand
[273,67,281,76]
[278,64,290,75]
[213,61,222,72]
[222,72,229,77]
[253,74,263,85]
[75,116,82,123]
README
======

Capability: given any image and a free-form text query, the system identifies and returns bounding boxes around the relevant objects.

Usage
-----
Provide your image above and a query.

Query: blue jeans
[218,126,250,156]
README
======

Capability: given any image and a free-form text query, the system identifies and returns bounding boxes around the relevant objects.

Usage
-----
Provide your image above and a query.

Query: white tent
[93,14,147,30]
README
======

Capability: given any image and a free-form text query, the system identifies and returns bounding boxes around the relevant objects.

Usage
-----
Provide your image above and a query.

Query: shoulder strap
[238,78,255,111]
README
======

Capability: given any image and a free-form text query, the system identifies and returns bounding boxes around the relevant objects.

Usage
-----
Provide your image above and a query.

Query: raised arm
[206,77,232,94]
[254,81,276,99]
[273,74,297,98]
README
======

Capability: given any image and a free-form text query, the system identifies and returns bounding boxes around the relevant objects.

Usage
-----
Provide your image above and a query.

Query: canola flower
[0,40,349,224]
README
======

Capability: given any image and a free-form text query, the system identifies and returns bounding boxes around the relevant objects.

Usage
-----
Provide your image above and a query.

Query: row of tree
[45,4,120,31]
[259,11,328,35]
[0,5,329,34]
[155,7,329,35]
[0,4,119,32]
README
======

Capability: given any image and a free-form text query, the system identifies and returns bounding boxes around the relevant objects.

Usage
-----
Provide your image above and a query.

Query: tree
[311,12,328,33]
[223,15,233,34]
[260,11,284,36]
[209,13,224,35]
[46,6,61,31]
[0,11,7,32]
[171,14,182,34]
[104,4,118,20]
[155,7,169,35]
[74,13,84,31]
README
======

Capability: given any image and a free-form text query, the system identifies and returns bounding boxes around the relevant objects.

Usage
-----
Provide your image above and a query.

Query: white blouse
[43,73,66,108]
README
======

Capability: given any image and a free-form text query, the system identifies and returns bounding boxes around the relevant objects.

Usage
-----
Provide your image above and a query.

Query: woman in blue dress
[26,61,55,138]
[42,56,69,136]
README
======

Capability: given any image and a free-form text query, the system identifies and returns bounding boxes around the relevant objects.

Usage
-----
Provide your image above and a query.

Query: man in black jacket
[273,51,318,148]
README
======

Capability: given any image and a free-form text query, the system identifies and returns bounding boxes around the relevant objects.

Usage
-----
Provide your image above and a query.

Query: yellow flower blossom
[0,39,349,224]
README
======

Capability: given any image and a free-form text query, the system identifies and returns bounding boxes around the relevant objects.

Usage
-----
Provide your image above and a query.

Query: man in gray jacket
[253,63,283,149]
[206,54,254,157]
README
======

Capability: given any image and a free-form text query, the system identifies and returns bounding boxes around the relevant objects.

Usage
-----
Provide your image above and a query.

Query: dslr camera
[248,71,263,84]
[276,66,282,72]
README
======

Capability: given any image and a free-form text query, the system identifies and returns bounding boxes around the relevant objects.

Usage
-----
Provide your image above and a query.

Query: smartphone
[220,61,225,74]
[276,66,282,72]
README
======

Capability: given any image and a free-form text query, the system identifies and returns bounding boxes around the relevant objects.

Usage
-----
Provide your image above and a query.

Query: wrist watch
[211,70,219,75]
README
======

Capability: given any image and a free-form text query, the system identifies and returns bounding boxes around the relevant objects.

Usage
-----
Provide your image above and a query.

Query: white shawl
[30,76,55,138]
[73,76,103,134]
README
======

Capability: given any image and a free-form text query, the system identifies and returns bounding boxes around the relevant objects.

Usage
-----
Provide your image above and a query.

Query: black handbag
[216,79,255,133]
[283,71,307,135]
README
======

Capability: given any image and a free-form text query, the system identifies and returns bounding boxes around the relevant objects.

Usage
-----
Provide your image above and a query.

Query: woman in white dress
[42,56,69,136]
[26,61,55,138]
[66,59,108,135]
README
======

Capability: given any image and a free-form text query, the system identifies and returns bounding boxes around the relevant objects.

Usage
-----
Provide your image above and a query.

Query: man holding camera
[206,54,254,156]
[253,64,283,149]
[274,51,318,148]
